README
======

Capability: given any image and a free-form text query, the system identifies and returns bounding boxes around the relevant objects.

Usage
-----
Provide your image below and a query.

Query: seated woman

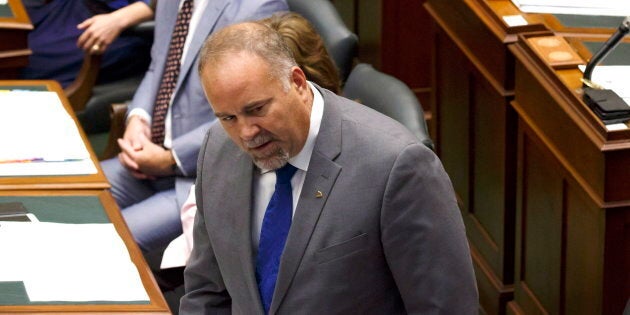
[262,11,341,94]
[20,0,154,88]
[160,11,342,270]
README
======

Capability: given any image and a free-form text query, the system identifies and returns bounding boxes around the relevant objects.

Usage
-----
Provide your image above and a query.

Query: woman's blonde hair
[260,12,341,94]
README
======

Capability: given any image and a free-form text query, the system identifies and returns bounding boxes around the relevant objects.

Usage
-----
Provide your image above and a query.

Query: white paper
[579,65,630,105]
[0,91,96,176]
[0,222,149,302]
[0,159,96,176]
[605,123,628,130]
[511,0,630,16]
[503,15,529,27]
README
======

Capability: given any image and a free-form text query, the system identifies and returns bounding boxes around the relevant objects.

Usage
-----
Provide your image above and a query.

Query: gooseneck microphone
[583,16,630,82]
[582,16,630,124]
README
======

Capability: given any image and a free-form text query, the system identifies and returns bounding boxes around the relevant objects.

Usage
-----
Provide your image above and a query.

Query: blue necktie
[256,163,298,314]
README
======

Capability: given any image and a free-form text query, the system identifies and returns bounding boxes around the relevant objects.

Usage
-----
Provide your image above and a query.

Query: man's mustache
[244,132,274,148]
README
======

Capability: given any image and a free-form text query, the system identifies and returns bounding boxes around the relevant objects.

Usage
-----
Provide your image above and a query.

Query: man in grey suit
[100,0,288,252]
[181,22,478,314]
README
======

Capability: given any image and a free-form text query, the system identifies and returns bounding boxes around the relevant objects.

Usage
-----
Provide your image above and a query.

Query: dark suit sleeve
[179,134,231,315]
[380,143,478,314]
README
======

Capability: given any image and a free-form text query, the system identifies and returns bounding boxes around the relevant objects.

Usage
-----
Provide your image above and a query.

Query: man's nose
[239,119,260,141]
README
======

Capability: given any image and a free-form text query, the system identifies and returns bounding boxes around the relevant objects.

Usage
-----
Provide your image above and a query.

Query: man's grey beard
[244,132,290,170]
[252,147,290,170]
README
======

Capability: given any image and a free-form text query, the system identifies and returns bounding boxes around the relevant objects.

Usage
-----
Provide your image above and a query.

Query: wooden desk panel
[0,189,170,314]
[508,33,630,315]
[0,0,32,79]
[424,1,628,314]
[0,80,109,190]
[423,1,544,313]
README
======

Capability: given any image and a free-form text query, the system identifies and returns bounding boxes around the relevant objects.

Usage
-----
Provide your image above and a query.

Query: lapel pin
[315,190,323,198]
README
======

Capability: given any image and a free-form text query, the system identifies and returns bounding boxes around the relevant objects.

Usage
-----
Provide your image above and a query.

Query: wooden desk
[508,33,629,315]
[0,0,32,79]
[423,1,626,314]
[0,189,170,314]
[423,2,546,313]
[0,80,109,191]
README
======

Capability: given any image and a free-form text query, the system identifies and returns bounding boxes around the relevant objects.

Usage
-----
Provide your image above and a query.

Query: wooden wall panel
[516,131,563,314]
[470,66,516,283]
[602,209,630,314]
[331,0,433,124]
[514,117,612,315]
[0,0,32,79]
[433,25,515,315]
[381,0,432,109]
[565,184,603,315]
[433,29,471,206]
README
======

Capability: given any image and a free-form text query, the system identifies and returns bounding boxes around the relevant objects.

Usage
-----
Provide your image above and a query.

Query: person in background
[100,0,288,256]
[180,21,478,314]
[160,12,342,269]
[262,12,341,94]
[21,0,155,88]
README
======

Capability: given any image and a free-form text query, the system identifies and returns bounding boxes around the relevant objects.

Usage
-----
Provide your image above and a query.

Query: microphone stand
[583,16,630,84]
[582,16,630,124]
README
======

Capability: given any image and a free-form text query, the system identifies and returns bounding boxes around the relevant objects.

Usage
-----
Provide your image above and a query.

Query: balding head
[198,22,298,91]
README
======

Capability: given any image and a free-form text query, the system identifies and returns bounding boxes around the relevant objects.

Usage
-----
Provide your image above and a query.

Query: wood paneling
[424,1,539,312]
[332,0,433,124]
[0,0,32,79]
[510,33,630,314]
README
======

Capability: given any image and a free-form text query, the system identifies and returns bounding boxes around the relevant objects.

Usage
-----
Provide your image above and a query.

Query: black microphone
[583,16,630,82]
[582,16,630,124]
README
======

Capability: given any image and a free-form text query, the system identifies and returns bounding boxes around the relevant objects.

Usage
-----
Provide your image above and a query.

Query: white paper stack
[0,222,149,302]
[511,0,630,16]
[0,91,96,176]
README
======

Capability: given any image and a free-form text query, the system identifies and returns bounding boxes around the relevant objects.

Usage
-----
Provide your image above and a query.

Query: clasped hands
[117,116,177,180]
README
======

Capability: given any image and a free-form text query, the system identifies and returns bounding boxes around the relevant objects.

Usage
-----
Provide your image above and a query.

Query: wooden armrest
[64,52,102,112]
[101,102,128,160]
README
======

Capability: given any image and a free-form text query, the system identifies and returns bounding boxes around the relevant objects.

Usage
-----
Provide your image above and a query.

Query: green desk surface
[0,196,109,223]
[0,196,149,306]
[0,85,48,91]
[0,3,13,18]
[583,42,630,65]
[552,14,624,29]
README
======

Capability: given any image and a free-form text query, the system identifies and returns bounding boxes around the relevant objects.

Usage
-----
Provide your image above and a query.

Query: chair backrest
[287,0,358,82]
[343,63,434,150]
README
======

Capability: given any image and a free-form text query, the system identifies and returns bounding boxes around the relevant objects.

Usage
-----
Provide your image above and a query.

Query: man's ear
[291,66,308,92]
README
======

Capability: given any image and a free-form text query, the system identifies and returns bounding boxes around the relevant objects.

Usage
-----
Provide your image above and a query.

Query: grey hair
[198,22,297,91]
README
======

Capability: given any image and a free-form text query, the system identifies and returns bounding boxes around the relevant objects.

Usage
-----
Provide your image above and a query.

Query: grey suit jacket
[128,0,288,203]
[181,86,478,314]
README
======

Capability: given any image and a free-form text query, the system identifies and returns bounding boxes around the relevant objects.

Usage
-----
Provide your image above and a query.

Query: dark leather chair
[287,0,358,82]
[343,63,434,150]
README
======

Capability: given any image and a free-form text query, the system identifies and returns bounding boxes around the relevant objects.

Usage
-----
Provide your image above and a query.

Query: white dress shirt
[251,82,324,251]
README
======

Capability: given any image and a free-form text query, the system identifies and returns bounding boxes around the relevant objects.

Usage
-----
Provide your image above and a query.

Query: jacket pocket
[315,233,369,264]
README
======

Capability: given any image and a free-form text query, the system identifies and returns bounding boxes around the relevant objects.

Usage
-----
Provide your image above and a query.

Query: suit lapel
[270,87,344,314]
[229,156,264,312]
[207,139,264,312]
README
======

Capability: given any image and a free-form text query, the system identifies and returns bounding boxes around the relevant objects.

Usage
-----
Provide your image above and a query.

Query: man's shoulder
[322,89,420,149]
